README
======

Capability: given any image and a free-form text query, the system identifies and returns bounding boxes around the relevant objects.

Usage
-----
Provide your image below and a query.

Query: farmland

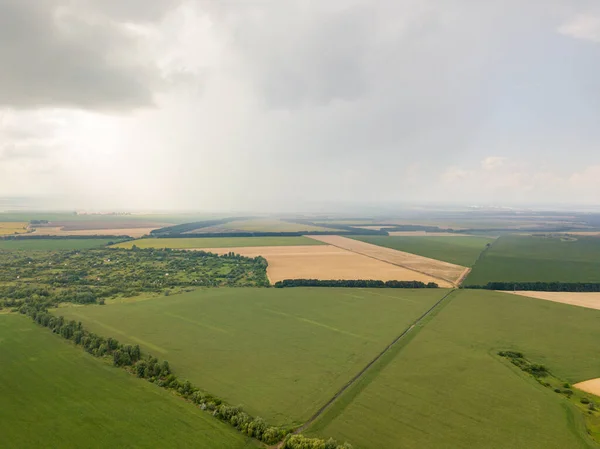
[507,291,600,311]
[200,245,445,284]
[465,235,600,285]
[58,287,448,426]
[0,238,117,250]
[308,235,465,286]
[0,314,257,449]
[309,289,600,448]
[0,222,28,235]
[207,218,333,233]
[113,236,325,249]
[350,235,494,267]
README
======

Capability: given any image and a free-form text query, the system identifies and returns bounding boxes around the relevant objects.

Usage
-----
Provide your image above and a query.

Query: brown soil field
[307,235,466,285]
[506,291,600,311]
[196,245,448,285]
[31,227,159,238]
[574,379,600,396]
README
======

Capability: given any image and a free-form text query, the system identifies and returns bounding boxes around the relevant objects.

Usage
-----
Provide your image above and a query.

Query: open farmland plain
[0,238,117,250]
[113,236,324,249]
[199,245,446,284]
[308,235,467,286]
[350,235,494,267]
[201,218,334,233]
[0,222,28,235]
[309,289,600,448]
[58,287,448,426]
[465,235,600,285]
[0,314,257,449]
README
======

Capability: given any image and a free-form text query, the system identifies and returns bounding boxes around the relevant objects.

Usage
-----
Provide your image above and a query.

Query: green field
[309,290,600,448]
[220,218,333,232]
[0,238,117,250]
[59,287,447,426]
[0,314,257,449]
[465,235,600,285]
[113,236,325,249]
[350,235,494,266]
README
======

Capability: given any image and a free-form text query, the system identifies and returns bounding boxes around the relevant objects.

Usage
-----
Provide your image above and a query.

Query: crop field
[507,291,600,311]
[0,222,28,235]
[209,218,333,233]
[350,235,494,267]
[113,236,325,249]
[308,235,465,286]
[0,314,257,449]
[31,226,159,238]
[58,287,448,426]
[309,289,600,448]
[465,235,600,285]
[199,245,445,284]
[0,238,116,250]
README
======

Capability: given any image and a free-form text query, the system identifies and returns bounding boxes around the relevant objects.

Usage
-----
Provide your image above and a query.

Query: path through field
[307,235,466,287]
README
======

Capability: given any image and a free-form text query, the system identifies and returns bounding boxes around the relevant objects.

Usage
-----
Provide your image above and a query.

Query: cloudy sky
[1,0,599,211]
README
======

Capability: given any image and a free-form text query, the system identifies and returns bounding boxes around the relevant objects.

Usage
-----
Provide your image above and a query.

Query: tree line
[19,302,352,448]
[465,282,600,292]
[274,279,438,288]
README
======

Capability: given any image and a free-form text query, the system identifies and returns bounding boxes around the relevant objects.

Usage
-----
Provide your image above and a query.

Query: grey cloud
[0,0,178,111]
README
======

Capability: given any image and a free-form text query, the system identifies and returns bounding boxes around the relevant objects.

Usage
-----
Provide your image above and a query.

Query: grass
[113,236,325,249]
[220,218,333,232]
[58,287,448,426]
[350,235,494,266]
[0,238,117,250]
[0,314,257,449]
[309,289,600,448]
[465,235,600,285]
[0,222,28,235]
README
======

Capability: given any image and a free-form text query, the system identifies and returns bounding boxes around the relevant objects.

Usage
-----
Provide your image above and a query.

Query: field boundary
[308,235,459,287]
[293,289,457,436]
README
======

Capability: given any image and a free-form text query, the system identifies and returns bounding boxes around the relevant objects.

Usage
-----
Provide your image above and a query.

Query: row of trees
[466,282,600,292]
[281,435,353,449]
[19,303,352,448]
[274,279,438,288]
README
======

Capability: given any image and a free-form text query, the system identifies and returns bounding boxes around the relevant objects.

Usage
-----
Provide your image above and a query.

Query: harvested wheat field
[197,245,448,285]
[0,222,28,235]
[574,378,600,396]
[307,235,467,285]
[507,291,600,311]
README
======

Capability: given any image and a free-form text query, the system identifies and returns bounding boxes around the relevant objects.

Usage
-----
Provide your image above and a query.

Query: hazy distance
[1,0,599,211]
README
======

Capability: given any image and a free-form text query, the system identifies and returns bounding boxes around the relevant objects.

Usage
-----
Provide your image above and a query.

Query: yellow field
[197,245,446,285]
[0,222,28,235]
[507,291,600,311]
[574,378,600,396]
[307,235,466,286]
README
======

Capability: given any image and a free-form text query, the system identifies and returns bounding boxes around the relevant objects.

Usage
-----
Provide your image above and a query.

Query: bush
[581,398,591,404]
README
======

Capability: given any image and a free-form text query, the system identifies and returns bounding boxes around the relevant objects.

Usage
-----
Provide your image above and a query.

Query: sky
[1,0,599,212]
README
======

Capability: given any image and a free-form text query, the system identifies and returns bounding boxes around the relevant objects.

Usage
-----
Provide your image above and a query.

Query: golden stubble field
[196,245,447,285]
[306,235,467,286]
[507,291,600,311]
[0,222,28,235]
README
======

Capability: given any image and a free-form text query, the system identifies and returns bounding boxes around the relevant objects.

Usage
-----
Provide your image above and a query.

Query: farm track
[289,289,457,440]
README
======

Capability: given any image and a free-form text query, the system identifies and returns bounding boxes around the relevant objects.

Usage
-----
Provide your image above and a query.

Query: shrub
[581,398,591,404]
